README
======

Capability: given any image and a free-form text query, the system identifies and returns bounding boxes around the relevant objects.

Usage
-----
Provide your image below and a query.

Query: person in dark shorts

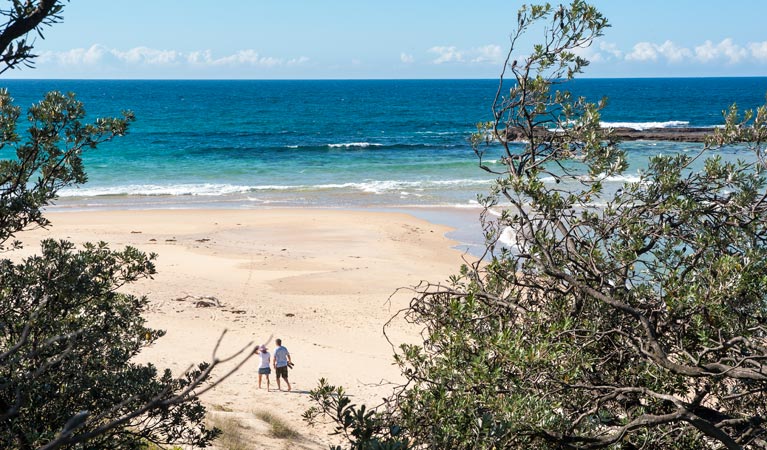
[257,345,271,391]
[272,338,292,391]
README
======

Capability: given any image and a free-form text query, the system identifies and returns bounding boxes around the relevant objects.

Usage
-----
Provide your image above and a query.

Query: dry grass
[140,442,182,450]
[209,414,251,450]
[210,403,234,412]
[254,410,301,440]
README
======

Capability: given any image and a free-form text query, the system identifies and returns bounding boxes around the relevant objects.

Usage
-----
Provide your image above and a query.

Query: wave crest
[600,120,689,131]
[58,179,493,198]
[327,142,383,148]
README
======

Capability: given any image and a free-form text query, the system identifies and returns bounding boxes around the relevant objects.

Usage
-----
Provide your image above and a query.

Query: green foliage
[0,89,223,449]
[0,4,246,449]
[304,379,410,450]
[0,1,69,73]
[0,240,218,449]
[307,1,767,449]
[0,89,133,249]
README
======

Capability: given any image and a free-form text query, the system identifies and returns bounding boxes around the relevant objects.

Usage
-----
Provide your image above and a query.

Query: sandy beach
[14,208,469,449]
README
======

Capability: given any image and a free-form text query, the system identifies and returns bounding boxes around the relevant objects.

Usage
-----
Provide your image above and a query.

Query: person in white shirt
[257,345,271,391]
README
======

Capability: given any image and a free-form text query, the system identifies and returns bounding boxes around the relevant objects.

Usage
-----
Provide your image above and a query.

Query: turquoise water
[2,78,766,249]
[1,78,764,210]
[2,80,497,209]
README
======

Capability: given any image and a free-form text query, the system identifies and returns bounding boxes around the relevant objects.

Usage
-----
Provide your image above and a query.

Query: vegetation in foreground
[255,410,302,440]
[306,2,767,449]
[208,415,251,450]
[0,2,256,448]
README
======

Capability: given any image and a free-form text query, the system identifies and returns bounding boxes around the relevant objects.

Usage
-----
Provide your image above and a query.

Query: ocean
[2,78,767,250]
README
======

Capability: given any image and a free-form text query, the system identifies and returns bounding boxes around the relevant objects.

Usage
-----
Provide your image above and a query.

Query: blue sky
[8,0,767,79]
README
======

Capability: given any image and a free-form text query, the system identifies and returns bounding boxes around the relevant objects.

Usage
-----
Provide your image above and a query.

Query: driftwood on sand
[174,294,222,308]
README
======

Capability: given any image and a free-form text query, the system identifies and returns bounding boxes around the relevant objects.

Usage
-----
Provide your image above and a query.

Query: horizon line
[3,75,767,82]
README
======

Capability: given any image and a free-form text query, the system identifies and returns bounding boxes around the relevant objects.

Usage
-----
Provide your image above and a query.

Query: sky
[6,0,767,79]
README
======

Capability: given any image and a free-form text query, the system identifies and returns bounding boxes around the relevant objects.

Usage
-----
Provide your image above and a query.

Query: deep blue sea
[2,78,767,247]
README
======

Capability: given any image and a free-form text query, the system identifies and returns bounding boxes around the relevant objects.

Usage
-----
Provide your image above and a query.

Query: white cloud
[213,49,261,65]
[429,46,463,64]
[112,46,179,65]
[191,49,284,67]
[429,46,464,64]
[587,37,767,70]
[400,52,414,63]
[572,41,621,63]
[287,56,310,66]
[694,41,718,62]
[656,40,691,62]
[43,45,181,66]
[604,37,767,70]
[626,40,691,63]
[599,42,623,59]
[572,45,599,62]
[428,44,506,65]
[472,44,503,64]
[694,38,747,64]
[626,42,659,61]
[424,37,761,70]
[749,41,767,61]
[39,45,308,69]
[40,44,109,65]
[186,50,214,65]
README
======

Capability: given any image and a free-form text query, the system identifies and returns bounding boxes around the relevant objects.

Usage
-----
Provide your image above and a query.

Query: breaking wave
[600,120,690,131]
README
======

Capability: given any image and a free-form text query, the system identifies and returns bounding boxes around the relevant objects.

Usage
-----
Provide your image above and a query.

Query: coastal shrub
[304,379,409,450]
[307,1,767,449]
[0,82,226,450]
[0,2,254,449]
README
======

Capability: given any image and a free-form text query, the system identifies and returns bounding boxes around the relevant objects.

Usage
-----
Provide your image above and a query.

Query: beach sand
[15,208,469,449]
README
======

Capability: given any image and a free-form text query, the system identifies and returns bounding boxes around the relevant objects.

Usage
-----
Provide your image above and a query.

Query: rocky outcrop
[505,126,714,143]
[610,127,711,142]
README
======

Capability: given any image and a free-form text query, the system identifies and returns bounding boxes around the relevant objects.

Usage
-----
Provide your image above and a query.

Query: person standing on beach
[273,338,292,392]
[257,345,271,391]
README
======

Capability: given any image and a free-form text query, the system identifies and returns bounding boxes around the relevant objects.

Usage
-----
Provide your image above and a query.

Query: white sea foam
[312,179,490,194]
[415,131,461,136]
[358,180,403,194]
[404,201,484,209]
[327,142,383,148]
[498,226,516,248]
[539,173,642,184]
[600,120,689,131]
[58,178,493,198]
[431,179,491,187]
[59,183,256,197]
[599,174,642,183]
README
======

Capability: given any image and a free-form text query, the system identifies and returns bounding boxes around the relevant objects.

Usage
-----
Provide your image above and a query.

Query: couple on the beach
[257,338,293,392]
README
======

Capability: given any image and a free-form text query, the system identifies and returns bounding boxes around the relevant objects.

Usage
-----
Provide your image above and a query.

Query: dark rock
[505,126,714,143]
